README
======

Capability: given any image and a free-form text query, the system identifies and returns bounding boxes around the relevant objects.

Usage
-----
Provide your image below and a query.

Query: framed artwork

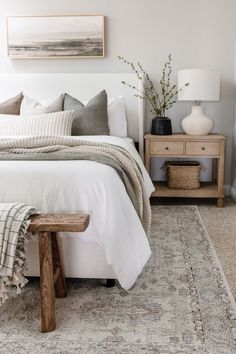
[7,15,105,59]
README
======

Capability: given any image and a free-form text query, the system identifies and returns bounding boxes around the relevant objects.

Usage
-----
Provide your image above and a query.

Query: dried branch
[118,55,189,118]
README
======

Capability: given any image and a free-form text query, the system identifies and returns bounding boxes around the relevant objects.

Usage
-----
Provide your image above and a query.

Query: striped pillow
[0,111,75,136]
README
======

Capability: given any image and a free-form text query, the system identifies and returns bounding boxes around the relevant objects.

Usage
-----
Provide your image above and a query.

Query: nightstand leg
[217,141,225,207]
[217,198,224,208]
[145,140,151,175]
[212,158,217,184]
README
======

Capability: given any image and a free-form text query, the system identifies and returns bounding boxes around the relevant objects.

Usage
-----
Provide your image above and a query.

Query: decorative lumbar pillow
[63,90,109,136]
[0,110,75,136]
[0,93,23,115]
[20,94,64,115]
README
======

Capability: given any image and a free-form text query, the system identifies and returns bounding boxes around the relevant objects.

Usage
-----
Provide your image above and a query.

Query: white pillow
[0,111,75,136]
[20,94,64,115]
[108,96,127,137]
[83,95,127,137]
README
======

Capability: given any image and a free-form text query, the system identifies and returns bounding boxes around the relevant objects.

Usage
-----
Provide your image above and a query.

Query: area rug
[0,206,236,354]
[199,200,236,301]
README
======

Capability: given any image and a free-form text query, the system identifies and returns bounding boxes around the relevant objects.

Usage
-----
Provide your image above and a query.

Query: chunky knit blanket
[0,137,151,234]
[0,203,37,304]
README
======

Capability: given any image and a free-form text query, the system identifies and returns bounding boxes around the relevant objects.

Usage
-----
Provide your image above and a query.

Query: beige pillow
[20,94,64,114]
[0,110,75,136]
[0,93,23,115]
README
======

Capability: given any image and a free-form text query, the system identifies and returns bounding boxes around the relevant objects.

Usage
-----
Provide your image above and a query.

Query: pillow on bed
[108,96,127,137]
[0,93,23,115]
[20,94,64,115]
[0,110,75,136]
[82,96,127,137]
[63,90,109,136]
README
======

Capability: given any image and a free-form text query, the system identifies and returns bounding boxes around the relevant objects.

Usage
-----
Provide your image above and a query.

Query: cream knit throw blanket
[0,203,37,304]
[0,137,151,234]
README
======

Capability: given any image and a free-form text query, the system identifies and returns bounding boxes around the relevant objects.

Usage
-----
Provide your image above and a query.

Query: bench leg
[38,231,55,333]
[51,232,67,298]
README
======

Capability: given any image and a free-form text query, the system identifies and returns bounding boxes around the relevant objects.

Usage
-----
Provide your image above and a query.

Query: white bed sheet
[0,136,154,289]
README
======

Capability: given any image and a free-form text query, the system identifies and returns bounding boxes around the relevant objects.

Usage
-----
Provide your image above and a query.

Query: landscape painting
[7,15,104,58]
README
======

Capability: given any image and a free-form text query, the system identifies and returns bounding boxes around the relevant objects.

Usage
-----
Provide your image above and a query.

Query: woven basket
[166,162,201,190]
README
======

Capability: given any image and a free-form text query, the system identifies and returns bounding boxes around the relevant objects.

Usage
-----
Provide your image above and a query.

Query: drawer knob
[201,147,205,150]
[165,147,169,150]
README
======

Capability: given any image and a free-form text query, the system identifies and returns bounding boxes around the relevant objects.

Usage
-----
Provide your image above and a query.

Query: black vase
[151,117,172,135]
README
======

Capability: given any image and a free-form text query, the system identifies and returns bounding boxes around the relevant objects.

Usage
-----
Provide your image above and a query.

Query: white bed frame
[0,73,145,280]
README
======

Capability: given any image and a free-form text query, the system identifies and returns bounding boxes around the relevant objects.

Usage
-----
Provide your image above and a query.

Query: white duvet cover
[0,136,154,289]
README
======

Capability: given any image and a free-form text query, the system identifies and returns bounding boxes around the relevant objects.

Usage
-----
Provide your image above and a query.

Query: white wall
[1,0,236,186]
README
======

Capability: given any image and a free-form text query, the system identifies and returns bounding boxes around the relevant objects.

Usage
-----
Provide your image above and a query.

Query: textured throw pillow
[0,93,23,115]
[83,96,127,137]
[63,90,109,136]
[20,94,64,115]
[0,110,75,136]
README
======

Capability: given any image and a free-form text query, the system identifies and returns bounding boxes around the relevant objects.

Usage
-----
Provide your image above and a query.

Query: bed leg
[105,279,116,288]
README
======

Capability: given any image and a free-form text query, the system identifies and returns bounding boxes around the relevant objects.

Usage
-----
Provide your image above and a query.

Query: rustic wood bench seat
[28,213,90,333]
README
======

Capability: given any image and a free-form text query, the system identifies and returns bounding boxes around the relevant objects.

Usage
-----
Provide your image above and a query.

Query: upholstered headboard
[0,73,145,159]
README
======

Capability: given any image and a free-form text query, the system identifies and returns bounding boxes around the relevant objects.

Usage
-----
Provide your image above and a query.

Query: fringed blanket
[0,137,151,234]
[0,203,37,304]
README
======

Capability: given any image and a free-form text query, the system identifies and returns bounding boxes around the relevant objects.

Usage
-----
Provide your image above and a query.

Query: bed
[0,73,154,290]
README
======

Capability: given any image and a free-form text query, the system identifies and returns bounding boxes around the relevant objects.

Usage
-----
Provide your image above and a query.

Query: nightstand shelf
[152,182,220,197]
[144,133,226,207]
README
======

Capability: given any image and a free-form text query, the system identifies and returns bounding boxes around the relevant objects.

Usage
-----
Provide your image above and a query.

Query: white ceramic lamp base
[181,105,214,135]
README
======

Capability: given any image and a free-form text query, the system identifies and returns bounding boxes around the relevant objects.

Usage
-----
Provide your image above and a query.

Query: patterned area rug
[199,200,236,301]
[0,206,236,354]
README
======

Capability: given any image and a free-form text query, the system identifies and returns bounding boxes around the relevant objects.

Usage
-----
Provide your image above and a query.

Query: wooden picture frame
[7,15,105,59]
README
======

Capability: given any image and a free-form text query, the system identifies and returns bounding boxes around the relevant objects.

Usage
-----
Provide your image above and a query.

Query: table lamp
[178,69,220,135]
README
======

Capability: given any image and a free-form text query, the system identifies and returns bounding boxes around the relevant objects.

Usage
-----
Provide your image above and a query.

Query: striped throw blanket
[0,203,37,304]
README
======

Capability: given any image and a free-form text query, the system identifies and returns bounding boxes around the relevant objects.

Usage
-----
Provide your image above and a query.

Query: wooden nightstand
[144,133,226,207]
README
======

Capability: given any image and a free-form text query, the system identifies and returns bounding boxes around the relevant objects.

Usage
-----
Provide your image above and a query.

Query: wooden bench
[28,213,90,333]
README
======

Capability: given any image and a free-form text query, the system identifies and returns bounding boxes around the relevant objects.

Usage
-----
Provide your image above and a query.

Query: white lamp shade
[178,69,220,101]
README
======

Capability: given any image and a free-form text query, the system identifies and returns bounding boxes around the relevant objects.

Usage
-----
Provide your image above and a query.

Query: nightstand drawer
[150,141,184,155]
[186,142,220,156]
